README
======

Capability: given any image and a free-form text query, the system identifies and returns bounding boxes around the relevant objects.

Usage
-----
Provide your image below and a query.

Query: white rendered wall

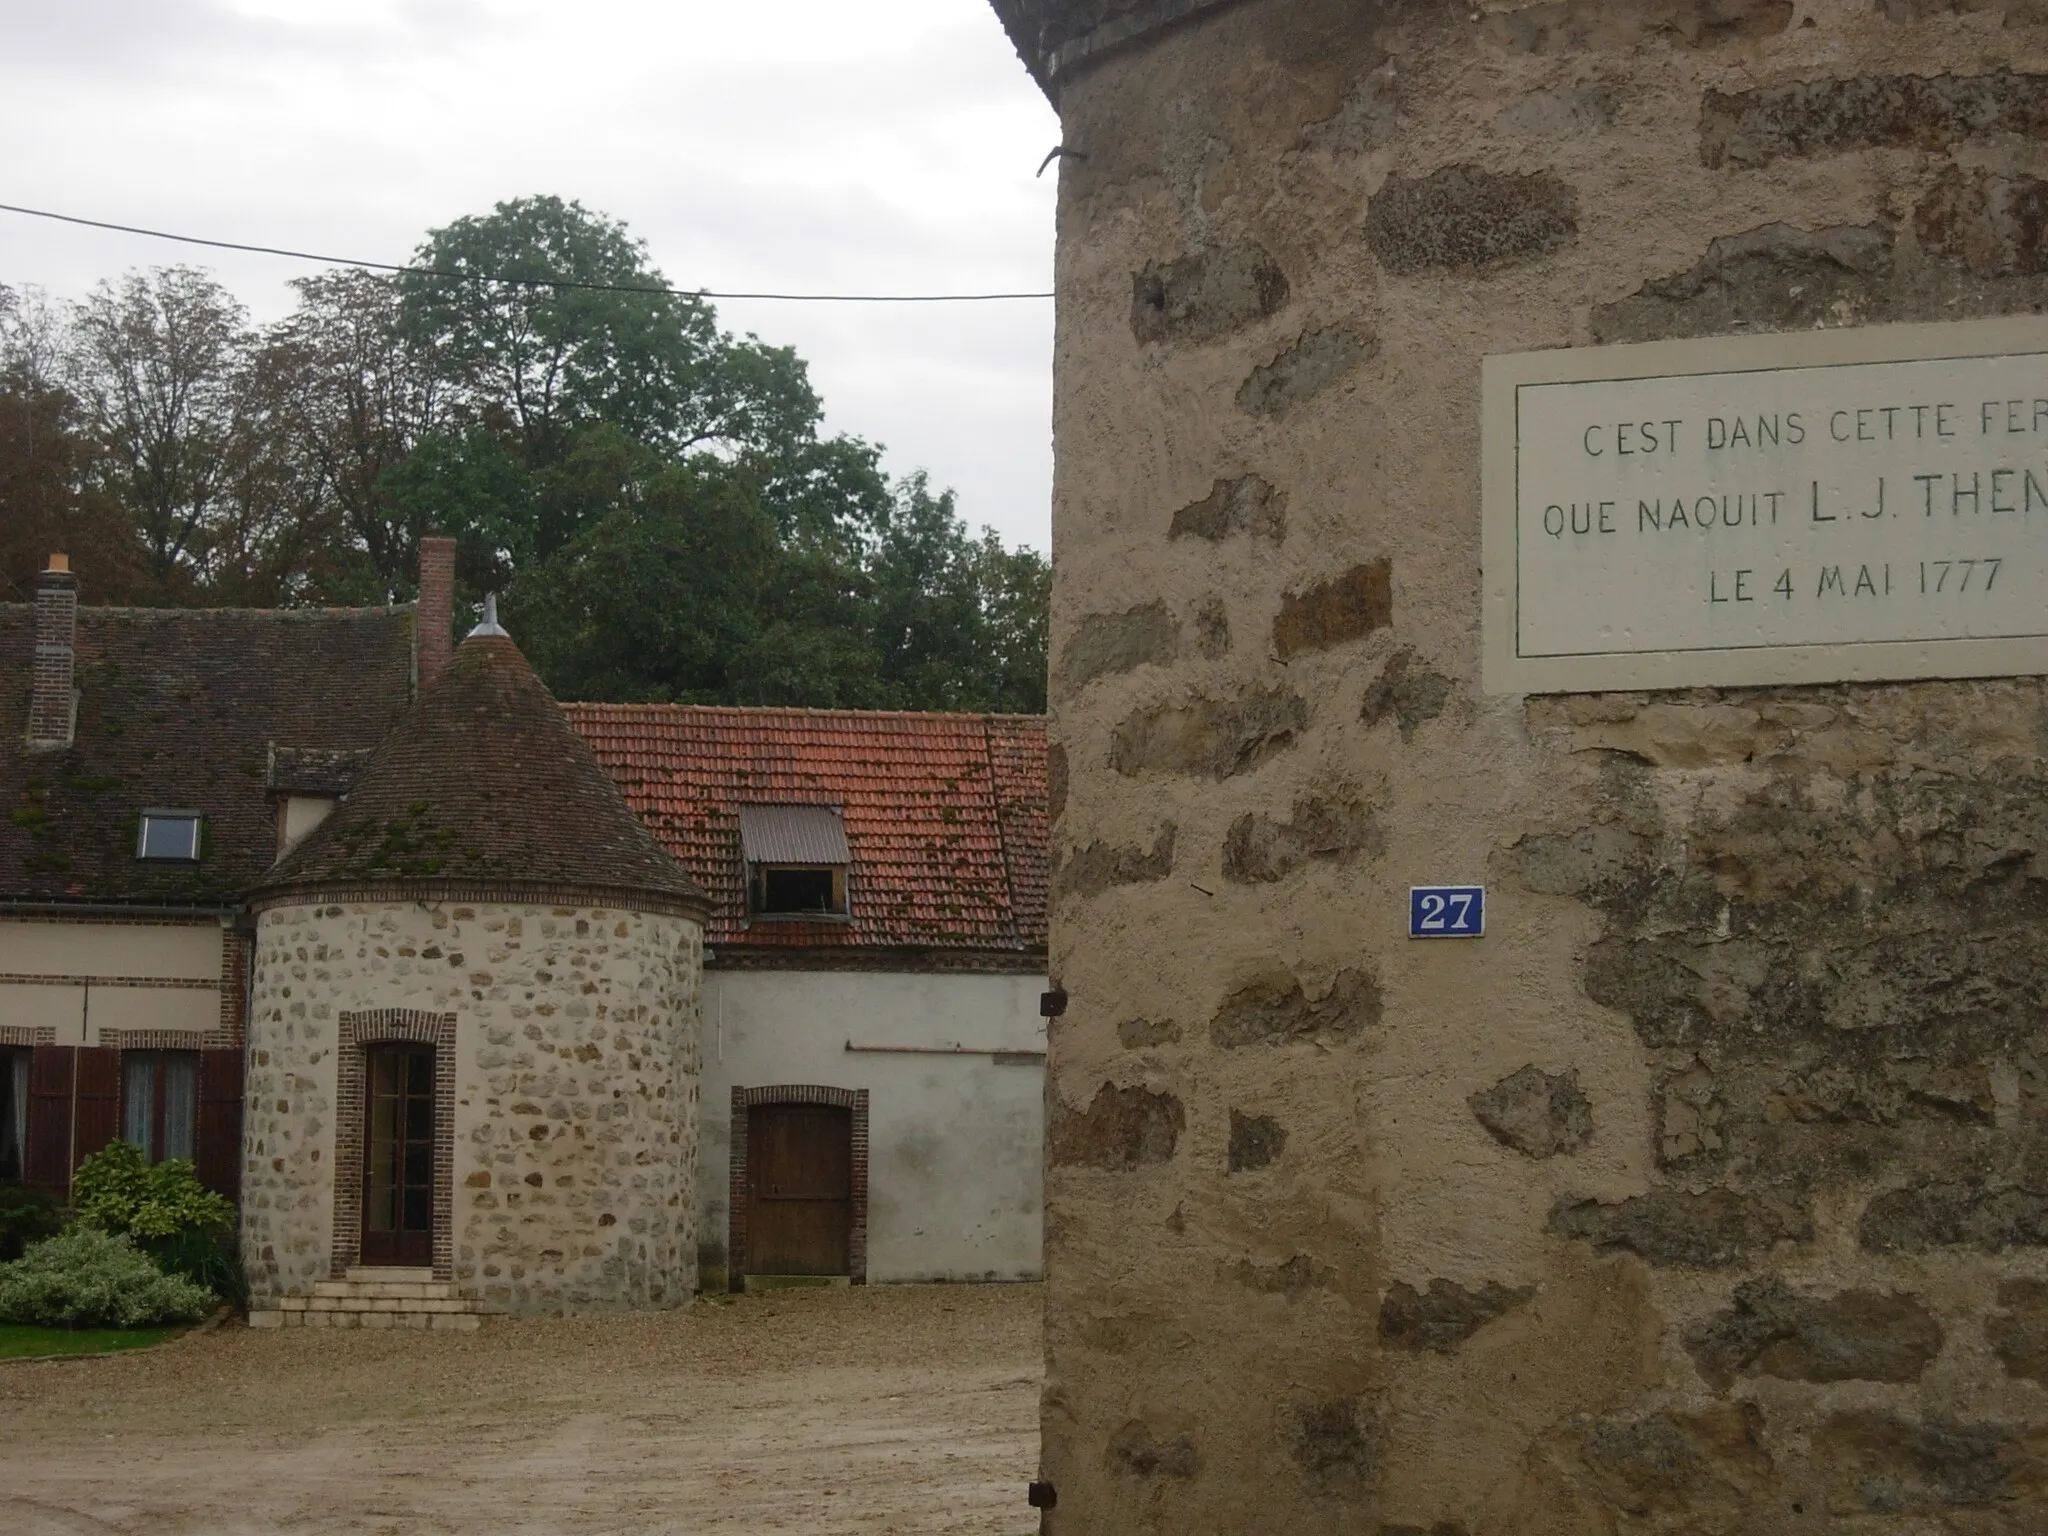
[0,918,223,1044]
[700,968,1047,1284]
[278,796,337,857]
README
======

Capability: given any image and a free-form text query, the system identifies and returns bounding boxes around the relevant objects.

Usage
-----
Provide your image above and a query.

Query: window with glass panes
[123,1051,199,1162]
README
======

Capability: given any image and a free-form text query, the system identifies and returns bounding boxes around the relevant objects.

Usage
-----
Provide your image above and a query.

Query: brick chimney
[417,536,456,690]
[27,553,77,749]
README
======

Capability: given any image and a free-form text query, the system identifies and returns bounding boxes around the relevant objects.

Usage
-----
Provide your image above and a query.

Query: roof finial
[469,593,509,640]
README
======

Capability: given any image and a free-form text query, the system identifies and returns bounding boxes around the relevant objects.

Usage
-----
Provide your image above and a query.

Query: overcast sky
[0,0,1059,550]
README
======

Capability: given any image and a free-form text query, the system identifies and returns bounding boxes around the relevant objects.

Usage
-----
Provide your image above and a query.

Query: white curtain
[122,1053,200,1161]
[123,1053,154,1150]
[163,1055,197,1161]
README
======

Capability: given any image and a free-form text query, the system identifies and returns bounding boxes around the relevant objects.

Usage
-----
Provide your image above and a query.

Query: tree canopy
[1,197,1048,715]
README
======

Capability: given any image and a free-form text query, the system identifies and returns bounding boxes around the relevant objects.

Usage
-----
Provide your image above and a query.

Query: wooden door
[747,1103,852,1276]
[361,1045,435,1268]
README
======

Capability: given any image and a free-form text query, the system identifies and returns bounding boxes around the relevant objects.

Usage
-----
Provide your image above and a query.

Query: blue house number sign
[1410,885,1485,939]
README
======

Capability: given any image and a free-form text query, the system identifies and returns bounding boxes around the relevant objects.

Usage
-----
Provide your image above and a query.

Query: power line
[0,200,1055,304]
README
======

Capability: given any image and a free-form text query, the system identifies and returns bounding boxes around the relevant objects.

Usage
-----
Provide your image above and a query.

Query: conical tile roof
[256,629,706,913]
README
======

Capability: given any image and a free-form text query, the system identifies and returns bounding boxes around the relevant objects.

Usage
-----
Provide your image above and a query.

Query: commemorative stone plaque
[1482,317,2048,693]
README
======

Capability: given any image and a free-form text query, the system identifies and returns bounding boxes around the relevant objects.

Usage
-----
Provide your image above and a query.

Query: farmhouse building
[571,703,1049,1288]
[2,541,1047,1325]
[0,555,414,1200]
[988,0,2048,1531]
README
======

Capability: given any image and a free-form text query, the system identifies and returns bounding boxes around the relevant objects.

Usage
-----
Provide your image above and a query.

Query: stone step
[312,1280,452,1301]
[299,1302,471,1327]
[346,1266,434,1284]
[255,1274,491,1330]
[248,1308,480,1332]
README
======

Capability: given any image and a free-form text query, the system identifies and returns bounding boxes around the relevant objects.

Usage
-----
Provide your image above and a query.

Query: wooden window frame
[121,1049,200,1164]
[747,863,851,921]
[332,1011,456,1280]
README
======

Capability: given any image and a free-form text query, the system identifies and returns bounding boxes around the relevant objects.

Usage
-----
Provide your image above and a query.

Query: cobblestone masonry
[243,900,701,1316]
[1028,1,2048,1532]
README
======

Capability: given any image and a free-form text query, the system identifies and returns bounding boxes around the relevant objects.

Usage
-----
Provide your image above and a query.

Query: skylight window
[136,811,203,862]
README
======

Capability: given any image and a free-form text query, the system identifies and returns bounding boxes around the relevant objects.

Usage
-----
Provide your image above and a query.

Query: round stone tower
[1001,0,2048,1530]
[243,612,708,1318]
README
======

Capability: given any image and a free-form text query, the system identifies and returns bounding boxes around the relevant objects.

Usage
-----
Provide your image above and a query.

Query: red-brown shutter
[72,1047,121,1166]
[196,1048,243,1201]
[22,1045,75,1194]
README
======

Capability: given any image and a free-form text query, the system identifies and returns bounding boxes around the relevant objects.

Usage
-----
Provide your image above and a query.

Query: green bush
[0,1186,66,1262]
[146,1223,247,1308]
[71,1142,234,1240]
[70,1143,243,1305]
[0,1228,215,1328]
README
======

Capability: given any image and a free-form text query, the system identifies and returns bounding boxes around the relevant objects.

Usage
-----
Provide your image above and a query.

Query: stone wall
[1037,1,2048,1530]
[988,0,1253,87]
[243,899,701,1315]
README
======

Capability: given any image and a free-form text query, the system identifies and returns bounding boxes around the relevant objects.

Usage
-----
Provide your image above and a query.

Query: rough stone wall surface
[242,900,701,1316]
[990,0,1254,87]
[1039,0,2048,1530]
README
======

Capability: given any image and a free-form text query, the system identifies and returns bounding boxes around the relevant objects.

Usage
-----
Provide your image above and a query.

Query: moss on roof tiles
[564,703,1047,954]
[0,604,414,906]
[259,631,704,910]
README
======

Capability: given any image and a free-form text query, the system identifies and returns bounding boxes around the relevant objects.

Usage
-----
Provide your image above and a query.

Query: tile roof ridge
[0,601,413,621]
[563,700,1046,724]
[73,602,417,619]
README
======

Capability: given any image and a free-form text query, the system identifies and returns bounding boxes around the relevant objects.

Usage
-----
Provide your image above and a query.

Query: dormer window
[136,810,203,862]
[739,805,851,920]
[755,865,846,915]
[275,796,338,859]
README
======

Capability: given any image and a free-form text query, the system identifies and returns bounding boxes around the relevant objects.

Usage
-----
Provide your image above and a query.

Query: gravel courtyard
[0,1283,1041,1536]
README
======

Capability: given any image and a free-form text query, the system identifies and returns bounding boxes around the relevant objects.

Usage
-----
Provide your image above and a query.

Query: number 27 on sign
[1410,886,1485,939]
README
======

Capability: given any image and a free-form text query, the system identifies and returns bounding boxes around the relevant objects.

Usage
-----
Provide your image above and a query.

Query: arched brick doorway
[333,1010,456,1279]
[728,1085,868,1290]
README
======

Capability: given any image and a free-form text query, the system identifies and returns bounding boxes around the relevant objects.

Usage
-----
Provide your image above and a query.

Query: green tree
[66,267,252,589]
[377,427,537,597]
[397,196,822,486]
[511,463,1049,714]
[0,284,152,602]
[857,473,1050,713]
[9,198,1051,714]
[964,526,1053,715]
[255,269,444,599]
[506,461,779,701]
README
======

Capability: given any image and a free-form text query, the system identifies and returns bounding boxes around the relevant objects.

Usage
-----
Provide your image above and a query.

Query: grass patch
[0,1323,180,1361]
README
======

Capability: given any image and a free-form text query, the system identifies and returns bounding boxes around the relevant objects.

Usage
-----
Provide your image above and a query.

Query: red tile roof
[565,705,1049,961]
